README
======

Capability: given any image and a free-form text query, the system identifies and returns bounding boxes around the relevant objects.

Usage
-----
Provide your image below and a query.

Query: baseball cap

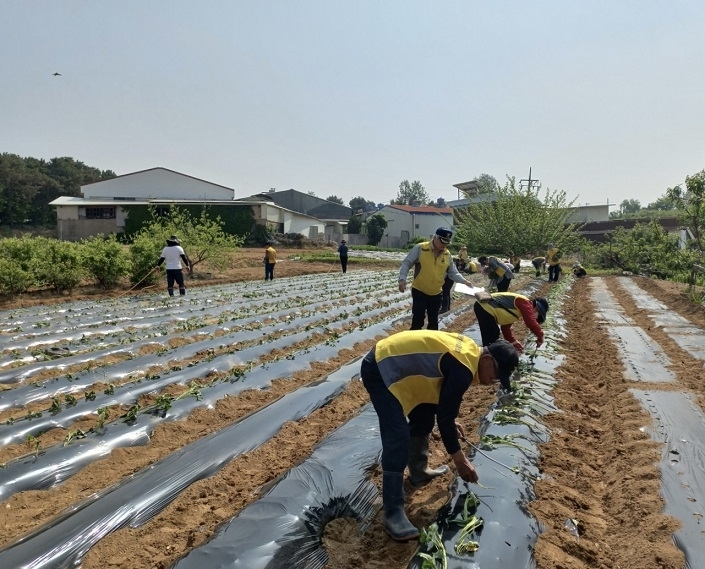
[534,297,549,324]
[486,339,519,391]
[435,227,453,244]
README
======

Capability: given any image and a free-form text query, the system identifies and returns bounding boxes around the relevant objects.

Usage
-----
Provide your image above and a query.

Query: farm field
[0,247,704,569]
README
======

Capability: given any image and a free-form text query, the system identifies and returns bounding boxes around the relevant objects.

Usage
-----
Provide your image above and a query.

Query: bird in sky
[52,72,61,76]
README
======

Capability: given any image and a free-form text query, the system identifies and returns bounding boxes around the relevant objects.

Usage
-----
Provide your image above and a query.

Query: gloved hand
[536,337,543,348]
[512,340,524,354]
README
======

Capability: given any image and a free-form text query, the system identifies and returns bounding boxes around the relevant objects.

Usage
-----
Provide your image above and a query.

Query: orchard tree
[326,195,344,204]
[129,205,243,285]
[454,177,583,257]
[366,214,388,246]
[667,169,705,256]
[394,180,429,206]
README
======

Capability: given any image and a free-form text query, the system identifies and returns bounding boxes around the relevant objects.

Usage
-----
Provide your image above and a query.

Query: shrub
[0,257,35,298]
[80,234,132,289]
[31,238,84,294]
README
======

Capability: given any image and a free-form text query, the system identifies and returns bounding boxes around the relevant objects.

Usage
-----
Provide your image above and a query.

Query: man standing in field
[264,242,277,281]
[398,227,473,330]
[546,243,562,282]
[338,239,349,273]
[155,235,191,296]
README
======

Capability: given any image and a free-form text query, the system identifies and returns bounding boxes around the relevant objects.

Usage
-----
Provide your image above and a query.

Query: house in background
[374,204,454,248]
[241,189,351,243]
[50,168,332,242]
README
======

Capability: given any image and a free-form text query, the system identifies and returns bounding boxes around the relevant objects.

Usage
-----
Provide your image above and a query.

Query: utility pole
[520,167,540,191]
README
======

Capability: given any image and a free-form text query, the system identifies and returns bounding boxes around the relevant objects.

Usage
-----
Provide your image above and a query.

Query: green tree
[646,195,678,212]
[326,195,344,205]
[610,199,642,219]
[454,177,582,257]
[349,196,375,212]
[366,214,388,246]
[129,205,243,284]
[394,180,430,206]
[667,169,705,256]
[597,221,685,277]
[472,173,499,194]
[347,215,362,234]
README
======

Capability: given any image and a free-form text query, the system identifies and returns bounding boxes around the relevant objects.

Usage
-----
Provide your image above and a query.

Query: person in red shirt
[473,292,548,354]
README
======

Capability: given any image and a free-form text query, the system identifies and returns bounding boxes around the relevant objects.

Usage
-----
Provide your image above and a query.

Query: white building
[374,204,455,248]
[50,167,331,241]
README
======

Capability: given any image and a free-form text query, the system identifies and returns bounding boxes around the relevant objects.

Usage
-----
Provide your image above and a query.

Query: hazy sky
[3,1,704,209]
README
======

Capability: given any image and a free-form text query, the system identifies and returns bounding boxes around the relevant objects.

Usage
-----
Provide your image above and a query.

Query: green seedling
[64,429,87,446]
[493,411,544,431]
[454,515,483,555]
[50,397,62,414]
[418,522,447,569]
[121,404,140,423]
[26,434,41,456]
[481,434,534,454]
[461,436,520,475]
[95,407,110,429]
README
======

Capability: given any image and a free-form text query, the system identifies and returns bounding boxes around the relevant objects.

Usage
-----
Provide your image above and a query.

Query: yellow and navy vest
[411,241,452,295]
[375,330,480,415]
[547,247,561,266]
[265,247,276,264]
[475,292,525,325]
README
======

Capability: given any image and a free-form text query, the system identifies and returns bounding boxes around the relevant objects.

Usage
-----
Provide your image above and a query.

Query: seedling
[417,522,447,569]
[454,515,483,555]
[481,434,534,455]
[64,429,87,446]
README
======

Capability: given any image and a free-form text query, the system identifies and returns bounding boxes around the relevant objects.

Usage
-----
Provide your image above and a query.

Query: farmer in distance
[473,292,549,354]
[398,227,474,330]
[155,235,191,296]
[361,330,520,541]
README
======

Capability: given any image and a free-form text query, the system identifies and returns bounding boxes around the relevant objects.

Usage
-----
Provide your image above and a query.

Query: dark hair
[477,255,488,266]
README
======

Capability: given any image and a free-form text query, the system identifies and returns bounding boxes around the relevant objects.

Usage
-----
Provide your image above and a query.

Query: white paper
[454,283,487,296]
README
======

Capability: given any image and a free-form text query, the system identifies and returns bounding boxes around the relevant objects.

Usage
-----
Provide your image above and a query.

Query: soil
[1,248,704,569]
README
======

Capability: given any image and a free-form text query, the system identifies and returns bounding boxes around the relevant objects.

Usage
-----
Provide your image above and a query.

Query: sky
[2,1,704,210]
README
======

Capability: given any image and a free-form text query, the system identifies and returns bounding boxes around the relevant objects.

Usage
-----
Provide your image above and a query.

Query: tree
[129,205,243,285]
[646,195,677,212]
[473,173,499,194]
[366,214,388,246]
[326,195,344,205]
[347,216,362,234]
[453,177,583,257]
[349,196,375,212]
[610,199,642,219]
[667,169,705,256]
[394,180,430,206]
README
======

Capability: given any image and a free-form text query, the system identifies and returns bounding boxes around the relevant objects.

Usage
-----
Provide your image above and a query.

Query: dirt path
[1,256,704,569]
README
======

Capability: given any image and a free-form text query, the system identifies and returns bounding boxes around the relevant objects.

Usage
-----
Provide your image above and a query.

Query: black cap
[486,339,519,390]
[435,227,453,244]
[534,297,549,324]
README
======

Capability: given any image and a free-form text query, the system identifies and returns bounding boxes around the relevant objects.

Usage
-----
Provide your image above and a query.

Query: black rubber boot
[382,471,419,541]
[408,435,449,486]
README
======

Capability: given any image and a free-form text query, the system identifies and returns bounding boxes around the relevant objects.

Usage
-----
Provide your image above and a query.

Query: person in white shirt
[155,235,191,296]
